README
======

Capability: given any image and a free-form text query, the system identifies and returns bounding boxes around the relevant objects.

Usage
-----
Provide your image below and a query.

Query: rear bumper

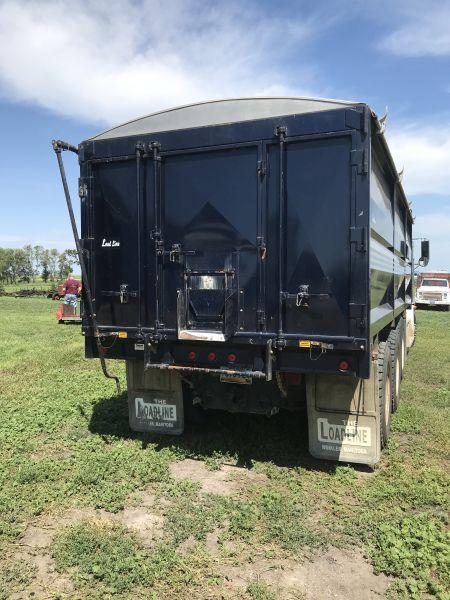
[416,300,449,306]
[85,330,371,379]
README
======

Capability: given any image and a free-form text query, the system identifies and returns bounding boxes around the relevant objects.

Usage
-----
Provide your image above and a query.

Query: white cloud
[414,213,450,238]
[412,212,450,271]
[0,0,321,126]
[0,234,26,244]
[378,2,450,57]
[373,118,450,270]
[0,236,75,251]
[386,123,450,196]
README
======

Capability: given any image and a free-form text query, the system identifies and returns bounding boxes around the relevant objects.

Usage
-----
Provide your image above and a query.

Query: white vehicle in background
[416,272,450,310]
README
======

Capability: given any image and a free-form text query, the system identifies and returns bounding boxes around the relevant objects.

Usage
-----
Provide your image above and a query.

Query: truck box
[57,97,417,465]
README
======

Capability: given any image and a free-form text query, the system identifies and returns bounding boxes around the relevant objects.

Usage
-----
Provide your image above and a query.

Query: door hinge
[150,140,162,161]
[349,303,366,328]
[257,160,267,179]
[274,125,287,138]
[81,237,95,254]
[257,236,267,260]
[350,226,367,252]
[350,148,368,175]
[78,178,88,198]
[257,309,266,325]
[150,229,164,254]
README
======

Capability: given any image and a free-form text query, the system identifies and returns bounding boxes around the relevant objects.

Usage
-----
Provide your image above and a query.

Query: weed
[0,558,36,600]
[369,513,450,598]
[0,298,449,598]
[166,492,229,544]
[53,520,195,596]
[246,578,276,600]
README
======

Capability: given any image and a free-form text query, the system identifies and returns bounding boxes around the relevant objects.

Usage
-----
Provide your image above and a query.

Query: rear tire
[399,317,406,378]
[377,340,392,449]
[388,321,403,413]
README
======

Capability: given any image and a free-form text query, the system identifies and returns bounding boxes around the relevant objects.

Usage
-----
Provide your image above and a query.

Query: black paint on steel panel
[85,108,359,161]
[282,135,352,337]
[91,161,139,327]
[159,145,259,333]
[78,106,402,378]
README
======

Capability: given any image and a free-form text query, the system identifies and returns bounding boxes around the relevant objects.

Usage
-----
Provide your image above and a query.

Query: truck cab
[416,276,450,309]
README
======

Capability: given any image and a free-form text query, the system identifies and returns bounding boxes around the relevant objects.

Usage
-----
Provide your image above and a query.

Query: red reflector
[227,353,237,363]
[283,372,302,385]
[339,360,349,371]
[188,351,196,361]
[208,352,217,361]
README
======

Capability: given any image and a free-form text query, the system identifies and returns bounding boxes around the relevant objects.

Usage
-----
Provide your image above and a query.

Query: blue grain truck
[54,97,429,465]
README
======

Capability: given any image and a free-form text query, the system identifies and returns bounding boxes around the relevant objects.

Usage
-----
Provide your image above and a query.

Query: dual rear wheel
[378,318,406,449]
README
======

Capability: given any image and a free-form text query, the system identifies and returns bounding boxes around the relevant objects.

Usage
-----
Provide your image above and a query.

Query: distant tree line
[0,246,79,285]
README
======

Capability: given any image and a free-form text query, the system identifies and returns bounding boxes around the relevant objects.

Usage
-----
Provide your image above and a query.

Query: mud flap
[126,360,184,435]
[405,307,415,349]
[306,356,380,466]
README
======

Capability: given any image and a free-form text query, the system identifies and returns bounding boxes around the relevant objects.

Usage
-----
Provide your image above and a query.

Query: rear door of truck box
[88,160,141,328]
[84,109,368,349]
[265,133,365,339]
[149,143,263,337]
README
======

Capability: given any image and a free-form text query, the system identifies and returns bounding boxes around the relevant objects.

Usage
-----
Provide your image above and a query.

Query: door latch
[296,285,330,308]
[281,285,330,309]
[120,284,129,303]
[162,243,197,263]
[169,243,181,263]
[101,284,138,304]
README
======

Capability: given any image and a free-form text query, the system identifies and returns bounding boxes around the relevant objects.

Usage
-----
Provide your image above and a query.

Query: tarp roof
[89,97,364,141]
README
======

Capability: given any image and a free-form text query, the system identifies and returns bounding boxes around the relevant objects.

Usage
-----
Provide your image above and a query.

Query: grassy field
[0,275,81,294]
[0,297,448,599]
[0,278,54,293]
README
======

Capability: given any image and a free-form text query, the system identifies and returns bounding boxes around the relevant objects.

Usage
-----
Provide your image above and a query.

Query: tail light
[188,351,196,361]
[339,360,349,372]
[282,372,302,385]
[208,352,217,362]
[227,353,237,363]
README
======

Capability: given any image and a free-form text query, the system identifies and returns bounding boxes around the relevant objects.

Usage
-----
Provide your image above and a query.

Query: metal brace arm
[52,139,121,394]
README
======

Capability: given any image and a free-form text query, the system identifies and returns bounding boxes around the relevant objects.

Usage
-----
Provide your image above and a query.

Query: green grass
[0,275,81,294]
[246,579,277,600]
[0,558,36,600]
[52,521,198,597]
[0,297,449,598]
[0,277,53,293]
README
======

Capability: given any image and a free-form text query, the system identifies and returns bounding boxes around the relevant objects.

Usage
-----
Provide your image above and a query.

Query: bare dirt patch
[220,547,390,599]
[170,458,267,496]
[34,502,165,546]
[11,550,74,599]
[118,507,164,546]
[11,498,166,597]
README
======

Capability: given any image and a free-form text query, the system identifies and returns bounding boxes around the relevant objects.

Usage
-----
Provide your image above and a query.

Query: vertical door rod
[275,126,287,344]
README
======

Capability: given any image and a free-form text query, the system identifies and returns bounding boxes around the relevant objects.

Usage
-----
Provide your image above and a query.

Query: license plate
[429,300,436,305]
[135,397,177,422]
[220,374,252,385]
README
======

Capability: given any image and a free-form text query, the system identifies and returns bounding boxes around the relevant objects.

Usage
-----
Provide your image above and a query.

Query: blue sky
[0,0,449,270]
